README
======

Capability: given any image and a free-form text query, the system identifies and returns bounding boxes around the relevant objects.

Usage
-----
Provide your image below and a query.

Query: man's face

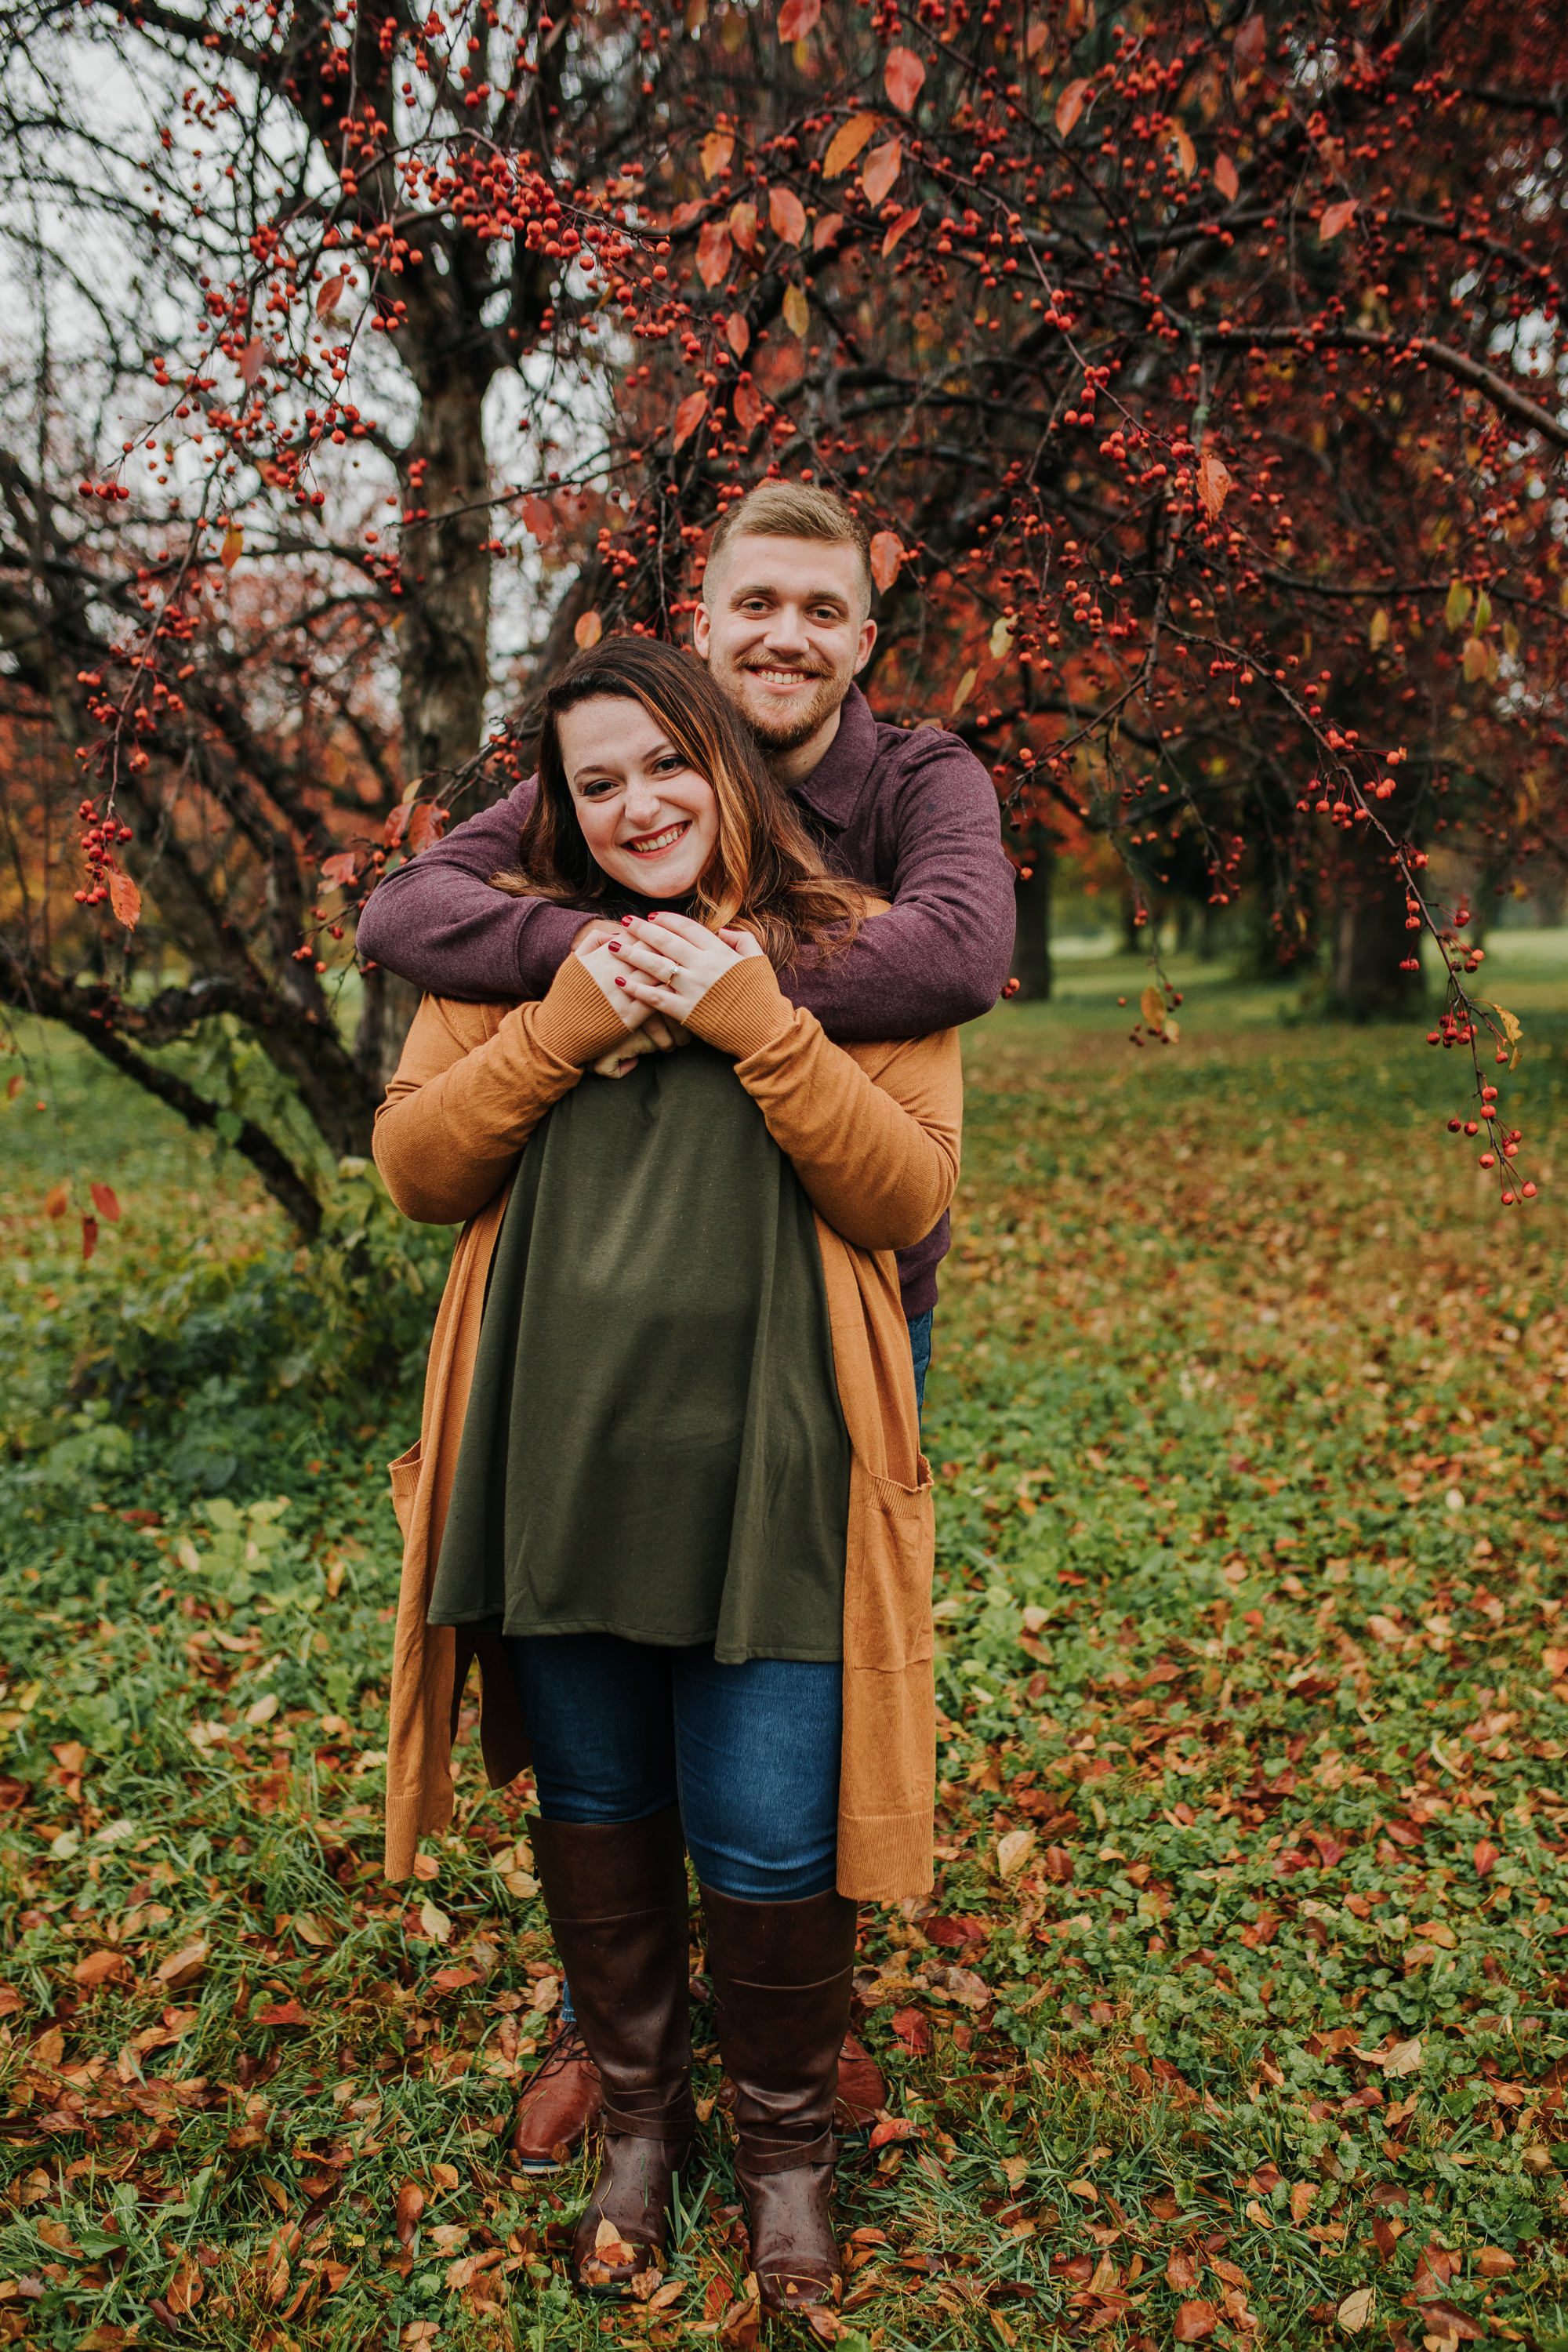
[694,534,877,756]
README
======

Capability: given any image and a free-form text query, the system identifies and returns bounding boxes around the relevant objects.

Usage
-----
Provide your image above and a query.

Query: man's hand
[589,1014,693,1080]
[572,918,621,954]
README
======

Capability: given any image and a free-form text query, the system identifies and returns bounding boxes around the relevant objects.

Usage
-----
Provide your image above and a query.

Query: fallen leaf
[884,44,925,111]
[1383,2036,1423,2078]
[996,1828,1035,1878]
[72,1949,130,1989]
[1338,2287,1374,2332]
[890,2005,930,2054]
[868,2116,918,2149]
[823,113,877,179]
[155,1940,208,1989]
[253,1997,309,2027]
[1290,2182,1316,2223]
[1174,2299,1219,2341]
[1473,1837,1500,1875]
[246,1690,279,1727]
[419,1896,452,1944]
[395,2180,426,2246]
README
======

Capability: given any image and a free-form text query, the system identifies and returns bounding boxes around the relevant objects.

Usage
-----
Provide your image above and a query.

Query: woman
[374,637,960,2319]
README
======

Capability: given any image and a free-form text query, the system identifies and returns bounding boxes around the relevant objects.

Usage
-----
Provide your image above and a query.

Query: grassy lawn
[2,940,1566,2351]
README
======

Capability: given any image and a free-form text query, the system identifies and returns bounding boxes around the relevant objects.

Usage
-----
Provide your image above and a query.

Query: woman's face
[557,695,719,899]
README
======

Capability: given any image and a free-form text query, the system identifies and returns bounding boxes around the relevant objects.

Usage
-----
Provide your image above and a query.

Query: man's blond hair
[704,481,873,610]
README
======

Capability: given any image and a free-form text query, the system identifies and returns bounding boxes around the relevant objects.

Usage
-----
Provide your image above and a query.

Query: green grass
[2,942,1566,2350]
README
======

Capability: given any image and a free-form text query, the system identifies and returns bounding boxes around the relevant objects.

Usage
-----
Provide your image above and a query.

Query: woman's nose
[622,776,664,826]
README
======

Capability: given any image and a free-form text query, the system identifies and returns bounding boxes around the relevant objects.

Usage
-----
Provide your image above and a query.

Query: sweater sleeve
[682,958,962,1254]
[373,957,634,1225]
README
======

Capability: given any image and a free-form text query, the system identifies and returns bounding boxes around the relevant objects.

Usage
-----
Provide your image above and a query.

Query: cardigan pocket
[388,1441,423,1540]
[843,1456,935,1671]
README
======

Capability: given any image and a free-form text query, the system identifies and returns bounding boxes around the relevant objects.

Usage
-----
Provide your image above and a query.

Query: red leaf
[383,802,411,850]
[1320,198,1359,243]
[253,1998,309,2027]
[733,380,764,433]
[725,312,750,358]
[673,390,710,450]
[1174,2302,1220,2342]
[1045,1843,1074,1882]
[107,866,141,929]
[405,803,449,856]
[320,851,361,888]
[860,137,902,208]
[729,201,758,254]
[1235,13,1265,65]
[1055,78,1091,136]
[882,205,921,258]
[699,221,734,288]
[889,2005,930,2053]
[428,1966,481,1996]
[239,337,266,386]
[520,493,557,545]
[884,45,925,111]
[777,0,819,38]
[869,530,902,592]
[1196,450,1233,520]
[394,2181,426,2246]
[868,2116,918,2149]
[812,212,844,252]
[316,273,346,318]
[769,185,807,246]
[1473,1837,1500,1875]
[1214,152,1240,201]
[89,1182,121,1224]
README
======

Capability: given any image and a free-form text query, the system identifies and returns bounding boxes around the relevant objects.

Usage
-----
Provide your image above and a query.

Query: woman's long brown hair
[491,636,864,967]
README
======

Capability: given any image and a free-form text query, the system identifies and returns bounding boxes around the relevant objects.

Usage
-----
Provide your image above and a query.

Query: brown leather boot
[508,2016,603,2172]
[530,1809,695,2296]
[702,1883,856,2318]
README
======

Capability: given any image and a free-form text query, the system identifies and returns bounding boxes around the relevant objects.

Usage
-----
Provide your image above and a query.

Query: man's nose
[761,604,810,656]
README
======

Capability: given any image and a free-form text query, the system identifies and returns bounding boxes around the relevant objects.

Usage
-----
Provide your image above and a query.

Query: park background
[4,0,1568,2344]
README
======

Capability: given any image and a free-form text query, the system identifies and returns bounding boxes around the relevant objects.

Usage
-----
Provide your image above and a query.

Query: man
[357,480,1015,2169]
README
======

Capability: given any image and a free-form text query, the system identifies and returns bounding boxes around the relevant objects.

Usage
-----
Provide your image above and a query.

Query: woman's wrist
[531,952,644,1065]
[681,957,793,1059]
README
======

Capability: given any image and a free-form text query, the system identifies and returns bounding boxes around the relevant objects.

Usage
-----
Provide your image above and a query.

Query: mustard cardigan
[372,949,962,1900]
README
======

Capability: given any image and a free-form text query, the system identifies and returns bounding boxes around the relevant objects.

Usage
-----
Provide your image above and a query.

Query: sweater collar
[789,684,876,832]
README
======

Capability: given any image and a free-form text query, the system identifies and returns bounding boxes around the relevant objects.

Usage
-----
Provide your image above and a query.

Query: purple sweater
[355,686,1015,1316]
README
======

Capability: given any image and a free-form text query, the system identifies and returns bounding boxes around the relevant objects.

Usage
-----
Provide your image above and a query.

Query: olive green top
[428,1040,851,1661]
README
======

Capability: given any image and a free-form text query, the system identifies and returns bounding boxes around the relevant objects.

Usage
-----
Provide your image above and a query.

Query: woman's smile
[624,818,692,858]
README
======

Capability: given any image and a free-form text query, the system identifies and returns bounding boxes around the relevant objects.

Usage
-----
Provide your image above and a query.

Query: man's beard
[721,659,847,753]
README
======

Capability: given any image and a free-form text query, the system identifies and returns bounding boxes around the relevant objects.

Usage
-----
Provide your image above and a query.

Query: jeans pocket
[844,1456,935,1670]
[388,1440,423,1541]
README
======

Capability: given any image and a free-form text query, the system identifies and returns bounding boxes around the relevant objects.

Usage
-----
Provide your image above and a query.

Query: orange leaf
[769,185,807,246]
[72,1948,129,1989]
[520,493,557,544]
[321,850,360,887]
[884,45,925,111]
[44,1182,68,1219]
[882,205,920,258]
[1174,2302,1219,2342]
[315,272,346,318]
[394,2181,426,2247]
[869,530,903,592]
[221,524,243,571]
[701,128,735,180]
[405,803,448,856]
[823,113,877,179]
[777,0,819,38]
[239,337,266,387]
[1214,152,1240,201]
[729,200,758,254]
[725,311,750,358]
[89,1182,121,1223]
[698,220,734,287]
[673,390,709,449]
[733,380,764,432]
[1320,198,1359,243]
[107,866,141,929]
[7,1073,20,1100]
[1473,1837,1500,1875]
[253,1997,309,2027]
[1171,123,1196,180]
[860,136,902,207]
[575,610,603,649]
[867,2115,918,2148]
[1055,77,1091,135]
[1196,450,1233,520]
[812,212,844,252]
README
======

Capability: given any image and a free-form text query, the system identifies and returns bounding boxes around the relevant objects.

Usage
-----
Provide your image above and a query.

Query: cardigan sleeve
[681,956,961,1254]
[373,956,634,1225]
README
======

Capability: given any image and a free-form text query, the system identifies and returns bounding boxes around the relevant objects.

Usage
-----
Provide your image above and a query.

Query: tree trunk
[1329,838,1425,1018]
[398,370,494,787]
[1011,833,1053,1000]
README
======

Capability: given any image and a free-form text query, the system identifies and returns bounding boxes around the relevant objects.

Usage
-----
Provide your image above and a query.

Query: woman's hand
[607,911,763,1018]
[575,933,651,1033]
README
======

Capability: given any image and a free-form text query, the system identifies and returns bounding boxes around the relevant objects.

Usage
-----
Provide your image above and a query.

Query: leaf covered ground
[2,941,1566,2352]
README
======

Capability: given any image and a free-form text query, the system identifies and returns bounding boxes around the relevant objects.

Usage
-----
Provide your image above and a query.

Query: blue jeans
[907,1307,934,1416]
[508,1635,842,1901]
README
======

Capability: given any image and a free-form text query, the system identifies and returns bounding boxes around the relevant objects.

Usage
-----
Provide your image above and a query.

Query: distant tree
[2,0,1559,1224]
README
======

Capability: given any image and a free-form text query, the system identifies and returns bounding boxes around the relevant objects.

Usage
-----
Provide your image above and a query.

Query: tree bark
[397,368,495,789]
[1329,836,1425,1018]
[1010,832,1053,1000]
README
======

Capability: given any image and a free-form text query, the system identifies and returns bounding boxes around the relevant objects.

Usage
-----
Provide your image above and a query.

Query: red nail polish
[614,975,626,986]
[621,915,633,926]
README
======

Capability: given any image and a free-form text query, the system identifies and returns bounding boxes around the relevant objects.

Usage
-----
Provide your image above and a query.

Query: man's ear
[692,597,712,660]
[852,615,877,676]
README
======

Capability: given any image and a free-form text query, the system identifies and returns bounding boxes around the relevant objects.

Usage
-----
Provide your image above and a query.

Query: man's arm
[354,778,590,1001]
[792,733,1015,1042]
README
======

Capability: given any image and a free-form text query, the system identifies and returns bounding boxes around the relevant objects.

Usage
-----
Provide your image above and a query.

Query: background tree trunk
[1010,832,1053,1000]
[1330,838,1425,1018]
